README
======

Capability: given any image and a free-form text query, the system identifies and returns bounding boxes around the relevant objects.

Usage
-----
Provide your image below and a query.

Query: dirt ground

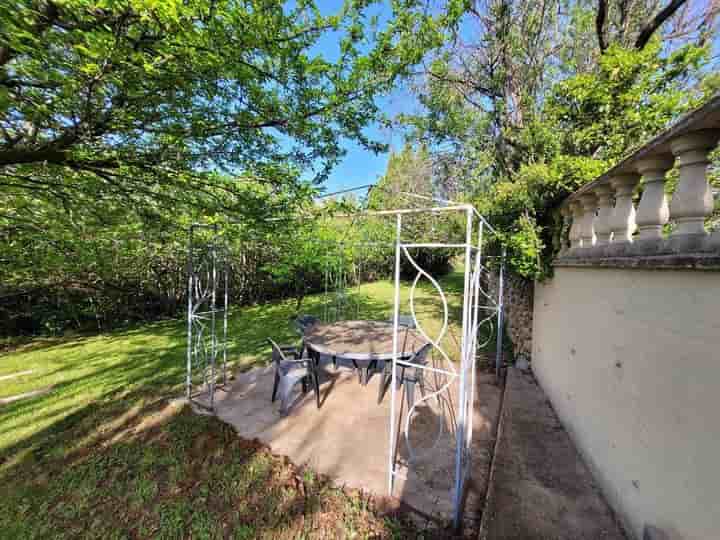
[479,368,627,540]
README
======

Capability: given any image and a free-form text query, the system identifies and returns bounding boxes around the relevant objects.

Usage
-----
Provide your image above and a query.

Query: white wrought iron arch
[186,189,506,529]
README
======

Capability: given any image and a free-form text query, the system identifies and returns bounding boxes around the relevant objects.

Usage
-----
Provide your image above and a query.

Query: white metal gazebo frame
[186,196,505,528]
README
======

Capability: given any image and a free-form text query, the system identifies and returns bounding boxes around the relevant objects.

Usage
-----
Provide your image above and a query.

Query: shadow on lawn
[0,374,448,538]
[2,395,439,539]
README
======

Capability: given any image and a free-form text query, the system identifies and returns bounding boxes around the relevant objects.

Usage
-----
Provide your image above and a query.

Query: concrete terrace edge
[477,376,507,539]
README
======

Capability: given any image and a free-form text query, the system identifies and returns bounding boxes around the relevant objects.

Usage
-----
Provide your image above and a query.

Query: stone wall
[487,271,534,361]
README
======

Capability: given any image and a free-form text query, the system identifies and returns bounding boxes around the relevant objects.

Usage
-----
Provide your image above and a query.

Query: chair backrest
[388,315,416,329]
[294,314,319,335]
[410,342,432,366]
[267,338,287,366]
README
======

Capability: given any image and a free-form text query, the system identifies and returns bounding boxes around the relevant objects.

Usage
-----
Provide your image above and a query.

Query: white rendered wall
[532,267,720,540]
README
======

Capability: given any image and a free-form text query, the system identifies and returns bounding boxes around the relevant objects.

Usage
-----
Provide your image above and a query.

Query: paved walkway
[479,368,627,539]
[211,360,502,531]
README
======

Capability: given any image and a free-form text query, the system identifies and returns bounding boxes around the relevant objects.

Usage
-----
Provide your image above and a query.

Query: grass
[0,267,497,539]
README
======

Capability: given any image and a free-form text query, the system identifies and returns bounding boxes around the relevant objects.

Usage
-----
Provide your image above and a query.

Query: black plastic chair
[377,343,432,408]
[389,315,417,329]
[369,315,420,387]
[268,338,320,415]
[294,314,319,335]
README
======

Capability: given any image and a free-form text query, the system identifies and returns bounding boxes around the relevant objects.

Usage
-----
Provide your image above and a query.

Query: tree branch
[0,78,61,90]
[635,0,688,49]
[596,0,608,52]
[0,146,125,170]
[0,147,71,166]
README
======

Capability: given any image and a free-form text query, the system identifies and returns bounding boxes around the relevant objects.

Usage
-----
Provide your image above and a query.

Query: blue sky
[309,1,421,196]
[321,88,417,194]
[310,0,485,196]
[311,1,720,196]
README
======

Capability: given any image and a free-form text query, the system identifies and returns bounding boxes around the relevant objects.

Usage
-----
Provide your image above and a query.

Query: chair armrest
[283,357,313,367]
[279,345,301,359]
[280,358,316,374]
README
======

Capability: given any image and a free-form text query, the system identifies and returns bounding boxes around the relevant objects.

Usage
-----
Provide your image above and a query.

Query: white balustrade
[560,206,572,252]
[579,193,598,247]
[556,98,720,261]
[569,200,584,248]
[593,184,614,245]
[669,131,720,236]
[635,157,674,241]
[609,174,639,243]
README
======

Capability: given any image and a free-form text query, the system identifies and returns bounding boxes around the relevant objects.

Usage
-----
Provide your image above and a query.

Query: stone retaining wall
[487,271,534,361]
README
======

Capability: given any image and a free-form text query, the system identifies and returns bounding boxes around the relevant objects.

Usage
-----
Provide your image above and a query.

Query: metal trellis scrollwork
[185,197,504,528]
[385,205,506,529]
[186,224,229,411]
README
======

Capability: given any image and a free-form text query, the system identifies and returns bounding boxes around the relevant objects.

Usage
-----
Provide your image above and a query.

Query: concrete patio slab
[211,359,502,532]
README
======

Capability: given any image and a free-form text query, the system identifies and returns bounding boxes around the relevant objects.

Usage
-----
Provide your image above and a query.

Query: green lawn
[0,269,493,539]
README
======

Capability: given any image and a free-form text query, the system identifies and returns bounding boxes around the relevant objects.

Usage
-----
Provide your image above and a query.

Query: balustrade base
[561,230,719,262]
[556,251,720,271]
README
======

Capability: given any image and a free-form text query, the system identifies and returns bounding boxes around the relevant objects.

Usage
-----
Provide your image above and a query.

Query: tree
[369,144,459,277]
[0,0,466,335]
[401,0,719,191]
[480,42,716,278]
[398,0,718,278]
[0,0,463,220]
[263,196,395,316]
[595,0,718,52]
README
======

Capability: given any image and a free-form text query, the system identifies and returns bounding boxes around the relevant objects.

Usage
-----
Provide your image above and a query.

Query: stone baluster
[635,157,674,240]
[669,131,720,236]
[593,184,614,245]
[579,193,598,247]
[559,206,572,252]
[568,200,584,248]
[609,174,640,243]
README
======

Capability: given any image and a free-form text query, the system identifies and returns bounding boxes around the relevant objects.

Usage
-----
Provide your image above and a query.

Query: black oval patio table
[303,320,428,386]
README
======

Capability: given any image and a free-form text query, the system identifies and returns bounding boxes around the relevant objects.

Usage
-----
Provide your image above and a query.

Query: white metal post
[186,226,194,400]
[466,221,484,453]
[388,213,402,495]
[453,208,473,527]
[222,256,228,387]
[495,247,506,381]
[323,259,328,323]
[210,225,218,410]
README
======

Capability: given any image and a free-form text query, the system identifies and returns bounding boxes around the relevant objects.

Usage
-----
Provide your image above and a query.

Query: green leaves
[1,0,461,330]
[471,41,710,279]
[547,41,708,162]
[390,1,720,280]
[1,0,444,223]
